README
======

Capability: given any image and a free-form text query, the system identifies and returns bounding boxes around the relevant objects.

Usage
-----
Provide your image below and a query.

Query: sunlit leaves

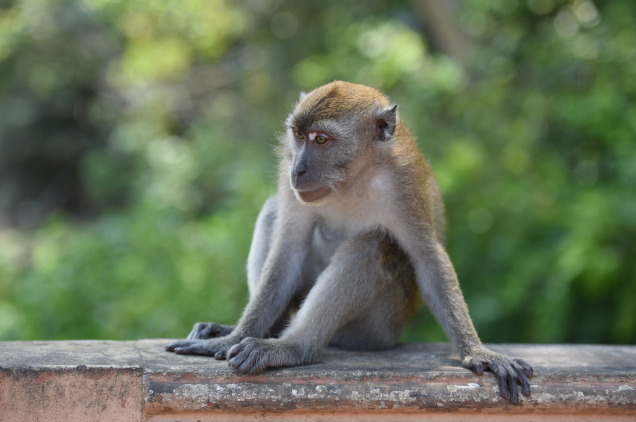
[0,0,635,346]
[117,37,192,85]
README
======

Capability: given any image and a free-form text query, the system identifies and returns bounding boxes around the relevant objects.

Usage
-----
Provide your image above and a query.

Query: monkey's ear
[376,105,397,141]
[299,91,307,101]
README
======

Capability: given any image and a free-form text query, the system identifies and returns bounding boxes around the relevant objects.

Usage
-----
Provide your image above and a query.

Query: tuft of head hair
[291,81,392,132]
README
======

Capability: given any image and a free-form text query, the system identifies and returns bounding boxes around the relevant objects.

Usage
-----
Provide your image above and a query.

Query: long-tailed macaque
[166,81,533,404]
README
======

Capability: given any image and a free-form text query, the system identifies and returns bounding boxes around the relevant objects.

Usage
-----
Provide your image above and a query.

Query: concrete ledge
[0,341,143,422]
[1,340,635,421]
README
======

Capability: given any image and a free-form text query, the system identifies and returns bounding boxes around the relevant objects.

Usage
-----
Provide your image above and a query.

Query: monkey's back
[389,122,447,245]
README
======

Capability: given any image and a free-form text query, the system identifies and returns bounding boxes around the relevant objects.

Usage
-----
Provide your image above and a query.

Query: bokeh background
[0,0,634,344]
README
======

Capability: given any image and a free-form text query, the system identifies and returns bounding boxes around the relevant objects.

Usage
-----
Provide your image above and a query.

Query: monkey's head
[283,81,398,205]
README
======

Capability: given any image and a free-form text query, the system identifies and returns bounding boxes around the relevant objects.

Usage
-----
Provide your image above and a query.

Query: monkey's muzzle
[296,186,332,203]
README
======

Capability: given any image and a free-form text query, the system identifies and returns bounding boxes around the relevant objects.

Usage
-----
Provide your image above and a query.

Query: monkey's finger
[515,367,530,397]
[187,323,203,340]
[236,354,257,374]
[214,351,227,360]
[246,359,267,375]
[174,345,213,356]
[514,359,533,378]
[512,364,531,397]
[508,373,519,404]
[228,351,250,372]
[227,344,242,360]
[472,361,484,376]
[238,352,267,375]
[165,341,194,351]
[202,324,218,338]
[497,369,510,400]
[187,329,203,340]
[227,357,241,371]
[173,346,198,355]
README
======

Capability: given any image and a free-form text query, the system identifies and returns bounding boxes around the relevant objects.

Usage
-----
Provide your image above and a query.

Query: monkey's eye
[294,131,304,140]
[316,135,327,144]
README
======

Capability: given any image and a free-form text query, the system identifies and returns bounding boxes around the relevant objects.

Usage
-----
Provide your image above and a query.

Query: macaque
[166,81,533,404]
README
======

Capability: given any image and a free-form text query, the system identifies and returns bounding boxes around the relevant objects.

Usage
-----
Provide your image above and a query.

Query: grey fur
[165,82,532,404]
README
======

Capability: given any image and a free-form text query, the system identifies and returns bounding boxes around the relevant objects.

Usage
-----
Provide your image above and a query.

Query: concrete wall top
[1,340,635,421]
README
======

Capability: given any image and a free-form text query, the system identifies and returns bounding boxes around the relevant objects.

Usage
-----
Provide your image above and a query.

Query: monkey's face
[284,81,397,206]
[286,122,357,204]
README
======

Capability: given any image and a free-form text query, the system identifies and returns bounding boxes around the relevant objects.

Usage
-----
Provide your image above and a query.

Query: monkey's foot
[462,349,533,405]
[186,322,235,340]
[227,338,307,375]
[164,336,241,360]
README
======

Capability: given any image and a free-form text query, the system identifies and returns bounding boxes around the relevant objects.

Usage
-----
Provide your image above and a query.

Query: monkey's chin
[296,186,332,203]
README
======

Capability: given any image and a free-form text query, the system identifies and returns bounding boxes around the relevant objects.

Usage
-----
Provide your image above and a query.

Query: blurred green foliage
[0,0,634,344]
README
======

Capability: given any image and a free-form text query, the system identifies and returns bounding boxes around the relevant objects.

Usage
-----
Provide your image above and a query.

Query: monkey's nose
[292,163,309,188]
[294,161,308,178]
[294,169,308,186]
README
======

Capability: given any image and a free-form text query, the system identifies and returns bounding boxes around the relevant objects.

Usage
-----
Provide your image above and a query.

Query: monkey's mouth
[297,186,332,202]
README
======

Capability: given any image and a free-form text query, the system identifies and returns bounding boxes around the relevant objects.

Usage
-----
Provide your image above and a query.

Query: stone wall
[1,340,635,421]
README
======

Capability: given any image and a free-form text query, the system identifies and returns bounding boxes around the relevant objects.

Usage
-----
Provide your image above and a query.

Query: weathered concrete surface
[0,341,143,422]
[146,414,636,422]
[139,341,636,418]
[1,340,635,421]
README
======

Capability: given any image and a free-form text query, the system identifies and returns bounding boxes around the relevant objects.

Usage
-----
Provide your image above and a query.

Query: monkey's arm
[399,230,533,404]
[165,193,314,358]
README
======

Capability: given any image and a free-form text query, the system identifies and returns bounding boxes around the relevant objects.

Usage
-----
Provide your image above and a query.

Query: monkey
[166,81,533,404]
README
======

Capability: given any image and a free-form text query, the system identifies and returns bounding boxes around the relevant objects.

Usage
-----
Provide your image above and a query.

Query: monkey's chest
[313,222,346,257]
[299,222,346,288]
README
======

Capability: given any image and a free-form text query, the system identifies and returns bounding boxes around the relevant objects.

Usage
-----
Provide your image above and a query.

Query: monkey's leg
[226,231,408,374]
[329,236,420,351]
[328,283,419,351]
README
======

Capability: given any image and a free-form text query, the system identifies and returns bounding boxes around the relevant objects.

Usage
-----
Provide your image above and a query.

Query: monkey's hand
[186,322,235,340]
[164,335,242,360]
[462,348,533,404]
[226,338,307,375]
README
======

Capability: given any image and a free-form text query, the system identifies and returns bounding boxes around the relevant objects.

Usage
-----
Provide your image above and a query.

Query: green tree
[0,0,634,344]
